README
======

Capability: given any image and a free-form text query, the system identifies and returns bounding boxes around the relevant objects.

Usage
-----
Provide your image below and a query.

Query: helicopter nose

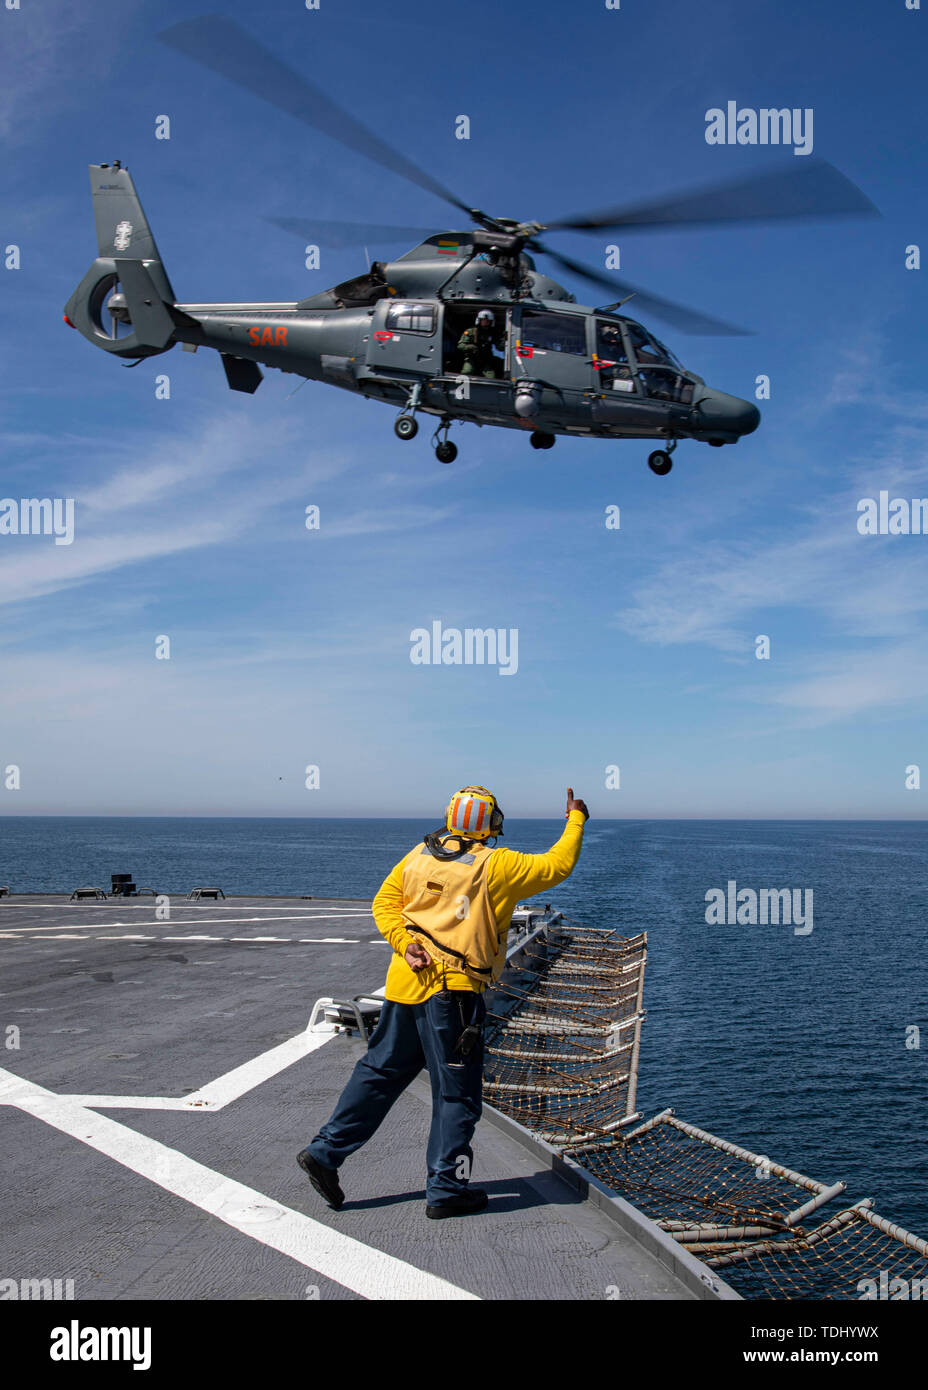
[693,388,761,438]
[735,398,761,435]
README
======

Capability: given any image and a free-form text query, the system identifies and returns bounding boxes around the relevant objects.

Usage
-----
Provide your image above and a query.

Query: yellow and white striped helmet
[445,785,503,840]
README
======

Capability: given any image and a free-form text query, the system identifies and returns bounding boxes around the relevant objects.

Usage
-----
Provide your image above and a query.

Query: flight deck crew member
[458,309,503,377]
[298,784,589,1219]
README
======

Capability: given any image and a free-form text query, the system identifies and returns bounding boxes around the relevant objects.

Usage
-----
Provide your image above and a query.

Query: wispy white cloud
[0,411,346,608]
[615,409,928,719]
[771,642,928,721]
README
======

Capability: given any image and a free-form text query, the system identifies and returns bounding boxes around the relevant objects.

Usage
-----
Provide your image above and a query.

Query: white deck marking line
[296,937,357,944]
[66,1029,337,1110]
[0,904,371,912]
[228,936,290,942]
[161,934,233,941]
[0,1068,476,1301]
[0,912,374,934]
[56,987,388,1113]
[8,935,368,947]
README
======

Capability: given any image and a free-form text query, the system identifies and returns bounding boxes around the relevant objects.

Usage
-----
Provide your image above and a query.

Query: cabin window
[520,310,587,356]
[386,302,436,334]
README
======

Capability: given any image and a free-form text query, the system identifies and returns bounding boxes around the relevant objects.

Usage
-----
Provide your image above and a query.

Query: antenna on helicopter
[596,294,639,314]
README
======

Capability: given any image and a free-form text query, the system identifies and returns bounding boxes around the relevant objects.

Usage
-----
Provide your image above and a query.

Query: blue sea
[1,815,926,1238]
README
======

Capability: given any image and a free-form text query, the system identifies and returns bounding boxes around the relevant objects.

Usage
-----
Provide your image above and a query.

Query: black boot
[426,1188,488,1219]
[297,1149,344,1210]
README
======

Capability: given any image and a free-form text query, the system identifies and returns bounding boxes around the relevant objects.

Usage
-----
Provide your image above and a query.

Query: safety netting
[483,919,645,1142]
[707,1201,928,1301]
[483,914,928,1300]
[565,1110,846,1243]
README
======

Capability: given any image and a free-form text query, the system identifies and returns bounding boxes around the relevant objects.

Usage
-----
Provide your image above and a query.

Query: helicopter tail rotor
[63,164,178,359]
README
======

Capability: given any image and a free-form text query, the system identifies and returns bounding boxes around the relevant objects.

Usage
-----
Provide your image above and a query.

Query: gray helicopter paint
[379,236,575,305]
[89,163,174,304]
[64,163,760,449]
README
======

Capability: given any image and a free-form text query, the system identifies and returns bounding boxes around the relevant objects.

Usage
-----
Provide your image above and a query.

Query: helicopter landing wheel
[530,431,556,451]
[648,450,673,476]
[394,414,418,440]
[432,417,457,464]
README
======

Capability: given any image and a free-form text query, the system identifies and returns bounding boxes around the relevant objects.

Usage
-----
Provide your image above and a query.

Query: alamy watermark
[410,621,519,676]
[705,880,813,935]
[0,1276,75,1299]
[857,1270,927,1300]
[857,491,928,535]
[49,1321,151,1370]
[0,497,75,545]
[705,102,813,156]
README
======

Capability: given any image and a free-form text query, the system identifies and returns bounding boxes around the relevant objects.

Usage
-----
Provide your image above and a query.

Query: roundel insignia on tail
[113,220,134,252]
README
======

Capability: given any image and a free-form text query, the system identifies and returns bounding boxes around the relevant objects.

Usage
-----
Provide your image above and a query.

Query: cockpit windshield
[625,321,682,371]
[650,335,683,371]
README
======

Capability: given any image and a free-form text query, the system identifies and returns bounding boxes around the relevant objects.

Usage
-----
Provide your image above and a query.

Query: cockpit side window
[595,319,635,392]
[520,310,587,356]
[595,320,629,361]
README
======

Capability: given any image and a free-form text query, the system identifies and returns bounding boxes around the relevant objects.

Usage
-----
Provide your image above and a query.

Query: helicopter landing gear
[394,414,418,440]
[648,439,677,476]
[394,383,422,440]
[432,418,457,464]
[530,431,556,451]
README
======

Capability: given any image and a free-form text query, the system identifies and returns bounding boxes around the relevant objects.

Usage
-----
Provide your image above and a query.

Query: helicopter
[63,17,878,476]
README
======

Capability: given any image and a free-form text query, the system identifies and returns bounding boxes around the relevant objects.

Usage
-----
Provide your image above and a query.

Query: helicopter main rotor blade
[533,243,749,336]
[268,217,436,250]
[158,15,475,219]
[545,159,879,234]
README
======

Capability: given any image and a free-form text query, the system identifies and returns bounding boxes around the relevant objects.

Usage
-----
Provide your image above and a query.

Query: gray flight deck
[0,894,732,1301]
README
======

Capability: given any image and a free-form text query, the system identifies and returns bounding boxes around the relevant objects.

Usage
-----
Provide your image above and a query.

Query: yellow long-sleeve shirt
[372,810,586,1004]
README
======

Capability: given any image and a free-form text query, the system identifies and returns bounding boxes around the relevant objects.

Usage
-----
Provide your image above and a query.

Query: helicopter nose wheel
[648,439,677,476]
[530,431,556,451]
[394,414,419,440]
[432,418,457,464]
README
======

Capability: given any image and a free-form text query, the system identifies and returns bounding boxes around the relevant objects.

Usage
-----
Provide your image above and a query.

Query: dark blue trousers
[308,990,486,1204]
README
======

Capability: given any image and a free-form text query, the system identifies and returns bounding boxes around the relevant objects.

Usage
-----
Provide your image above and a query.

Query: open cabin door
[428,304,515,424]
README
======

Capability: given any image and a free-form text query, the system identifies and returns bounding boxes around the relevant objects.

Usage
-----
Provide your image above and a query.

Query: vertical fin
[89,163,175,303]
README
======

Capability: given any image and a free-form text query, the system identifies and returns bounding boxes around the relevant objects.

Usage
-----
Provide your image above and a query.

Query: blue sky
[1,0,927,818]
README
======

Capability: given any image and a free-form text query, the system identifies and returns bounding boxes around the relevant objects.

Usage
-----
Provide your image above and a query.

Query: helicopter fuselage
[64,170,760,464]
